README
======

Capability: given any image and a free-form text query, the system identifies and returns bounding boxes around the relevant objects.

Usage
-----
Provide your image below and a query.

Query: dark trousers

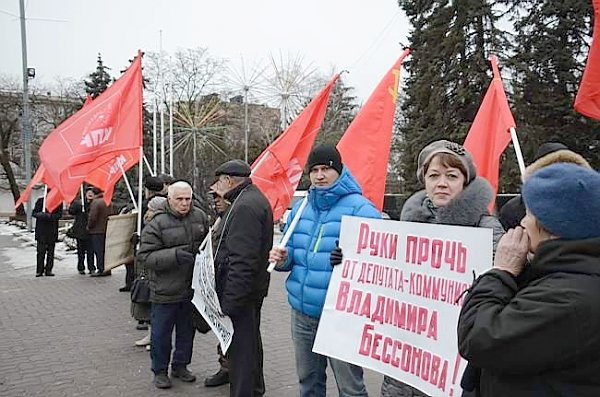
[150,301,195,374]
[36,241,55,275]
[76,238,95,272]
[89,234,106,273]
[229,300,265,397]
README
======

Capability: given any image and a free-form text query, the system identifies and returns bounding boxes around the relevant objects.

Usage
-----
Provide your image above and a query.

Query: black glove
[330,240,343,267]
[130,232,140,246]
[176,249,196,267]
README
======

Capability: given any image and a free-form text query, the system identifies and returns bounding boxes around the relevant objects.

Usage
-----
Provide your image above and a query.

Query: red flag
[14,165,47,208]
[337,49,410,210]
[38,51,143,210]
[85,148,140,204]
[575,0,600,119]
[463,55,515,206]
[251,74,340,220]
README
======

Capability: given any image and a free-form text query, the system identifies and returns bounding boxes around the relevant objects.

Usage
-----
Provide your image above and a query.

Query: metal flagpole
[80,185,85,212]
[136,146,144,240]
[42,184,48,212]
[160,107,165,175]
[143,155,156,176]
[169,85,174,176]
[153,99,157,174]
[19,0,33,230]
[267,197,308,273]
[119,163,138,212]
[509,127,526,181]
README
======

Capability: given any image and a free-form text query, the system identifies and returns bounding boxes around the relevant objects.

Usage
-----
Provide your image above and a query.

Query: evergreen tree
[84,53,112,99]
[396,0,506,193]
[503,0,600,183]
[316,77,358,146]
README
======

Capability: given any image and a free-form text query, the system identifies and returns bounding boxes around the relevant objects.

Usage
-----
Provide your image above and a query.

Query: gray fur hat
[416,140,477,184]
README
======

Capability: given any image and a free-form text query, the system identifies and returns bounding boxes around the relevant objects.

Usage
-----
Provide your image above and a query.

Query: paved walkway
[0,222,382,396]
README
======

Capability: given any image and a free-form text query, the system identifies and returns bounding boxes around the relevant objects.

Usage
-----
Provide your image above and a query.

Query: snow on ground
[0,218,126,279]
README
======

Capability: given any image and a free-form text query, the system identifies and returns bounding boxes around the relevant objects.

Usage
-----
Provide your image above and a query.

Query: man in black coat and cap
[211,159,273,397]
[33,192,62,277]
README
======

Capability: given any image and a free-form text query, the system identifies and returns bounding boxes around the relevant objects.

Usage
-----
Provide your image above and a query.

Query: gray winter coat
[137,201,209,304]
[381,177,505,397]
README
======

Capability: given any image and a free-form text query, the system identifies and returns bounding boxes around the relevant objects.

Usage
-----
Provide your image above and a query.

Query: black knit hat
[307,144,343,174]
[144,176,164,192]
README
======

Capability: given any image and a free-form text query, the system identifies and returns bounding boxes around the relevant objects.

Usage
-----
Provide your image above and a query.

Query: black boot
[172,367,196,383]
[153,371,172,389]
[204,369,229,387]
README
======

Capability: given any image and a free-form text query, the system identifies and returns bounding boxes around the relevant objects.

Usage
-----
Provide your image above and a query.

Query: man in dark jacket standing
[33,194,62,277]
[68,188,96,275]
[87,188,111,277]
[211,159,273,397]
[138,181,209,389]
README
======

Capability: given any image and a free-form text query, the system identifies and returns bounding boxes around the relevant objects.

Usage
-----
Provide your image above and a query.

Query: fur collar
[401,177,493,227]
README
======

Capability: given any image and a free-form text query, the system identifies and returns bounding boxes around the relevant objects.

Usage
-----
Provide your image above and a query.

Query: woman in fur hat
[458,163,600,397]
[380,140,505,397]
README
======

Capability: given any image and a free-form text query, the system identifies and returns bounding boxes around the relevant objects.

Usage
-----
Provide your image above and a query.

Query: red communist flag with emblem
[251,74,340,220]
[79,95,140,205]
[38,51,143,211]
[464,55,515,204]
[337,49,410,210]
[86,148,140,204]
[575,0,600,119]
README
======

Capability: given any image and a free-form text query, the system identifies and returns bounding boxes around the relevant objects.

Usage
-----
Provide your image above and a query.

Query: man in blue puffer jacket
[269,144,381,397]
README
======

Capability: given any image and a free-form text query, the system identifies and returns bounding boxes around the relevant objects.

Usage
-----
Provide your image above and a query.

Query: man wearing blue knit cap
[457,163,600,397]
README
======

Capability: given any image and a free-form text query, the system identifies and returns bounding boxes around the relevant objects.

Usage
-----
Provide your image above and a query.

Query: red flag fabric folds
[86,148,139,204]
[14,165,47,209]
[575,0,600,119]
[337,49,410,210]
[251,74,340,220]
[38,52,143,210]
[463,55,516,205]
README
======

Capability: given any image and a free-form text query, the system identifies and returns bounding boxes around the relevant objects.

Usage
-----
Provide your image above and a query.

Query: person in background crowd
[88,188,112,277]
[269,144,380,397]
[498,142,590,229]
[379,140,504,397]
[211,159,273,397]
[203,182,232,388]
[137,181,209,389]
[68,187,96,275]
[120,176,167,293]
[33,192,62,277]
[458,163,600,397]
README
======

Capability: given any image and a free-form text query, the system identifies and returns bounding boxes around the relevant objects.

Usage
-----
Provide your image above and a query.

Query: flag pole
[267,196,308,273]
[137,146,143,241]
[143,155,156,176]
[118,163,138,212]
[169,85,174,176]
[509,127,526,181]
[80,185,85,213]
[160,107,165,175]
[153,99,157,175]
[42,184,48,212]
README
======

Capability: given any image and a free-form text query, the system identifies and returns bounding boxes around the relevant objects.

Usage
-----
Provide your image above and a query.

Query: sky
[0,0,410,103]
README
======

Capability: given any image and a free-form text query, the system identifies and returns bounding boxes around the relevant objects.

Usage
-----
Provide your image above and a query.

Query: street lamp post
[19,0,33,231]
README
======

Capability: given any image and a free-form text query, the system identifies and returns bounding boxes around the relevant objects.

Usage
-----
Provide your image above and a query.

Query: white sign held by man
[313,216,493,397]
[191,230,234,353]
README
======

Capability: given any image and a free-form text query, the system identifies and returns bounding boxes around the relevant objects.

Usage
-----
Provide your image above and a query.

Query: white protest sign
[313,216,493,397]
[191,230,234,353]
